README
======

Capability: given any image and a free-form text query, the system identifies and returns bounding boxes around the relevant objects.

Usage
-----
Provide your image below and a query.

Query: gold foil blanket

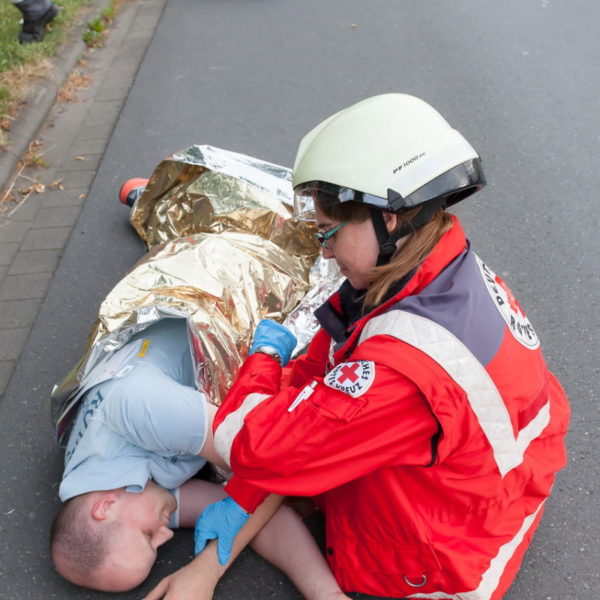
[52,145,343,444]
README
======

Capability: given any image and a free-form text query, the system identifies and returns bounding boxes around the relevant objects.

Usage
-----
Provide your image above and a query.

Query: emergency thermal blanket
[52,145,342,444]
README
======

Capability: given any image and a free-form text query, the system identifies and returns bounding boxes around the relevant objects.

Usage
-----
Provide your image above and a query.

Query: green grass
[0,0,126,136]
[0,1,92,72]
[0,0,91,125]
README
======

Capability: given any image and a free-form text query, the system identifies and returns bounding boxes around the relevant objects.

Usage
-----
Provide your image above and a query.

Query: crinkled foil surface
[131,145,316,260]
[52,146,343,444]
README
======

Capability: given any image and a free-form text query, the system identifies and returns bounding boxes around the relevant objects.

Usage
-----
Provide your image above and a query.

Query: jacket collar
[316,216,468,354]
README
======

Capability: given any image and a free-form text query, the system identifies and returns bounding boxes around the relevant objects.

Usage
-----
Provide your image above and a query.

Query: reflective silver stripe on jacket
[214,393,270,466]
[359,310,550,477]
[405,501,545,600]
[360,309,549,599]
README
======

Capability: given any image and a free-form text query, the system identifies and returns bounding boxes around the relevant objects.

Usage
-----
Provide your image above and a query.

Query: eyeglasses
[314,221,348,249]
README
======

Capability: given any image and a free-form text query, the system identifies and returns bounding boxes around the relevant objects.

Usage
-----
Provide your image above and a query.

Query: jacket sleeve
[214,335,440,512]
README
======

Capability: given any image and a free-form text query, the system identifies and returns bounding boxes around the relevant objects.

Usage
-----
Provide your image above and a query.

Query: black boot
[14,0,59,44]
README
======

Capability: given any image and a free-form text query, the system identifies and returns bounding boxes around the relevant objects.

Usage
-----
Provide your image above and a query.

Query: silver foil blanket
[52,145,343,444]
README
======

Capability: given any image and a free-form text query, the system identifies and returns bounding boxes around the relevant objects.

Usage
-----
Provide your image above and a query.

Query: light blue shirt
[59,319,208,509]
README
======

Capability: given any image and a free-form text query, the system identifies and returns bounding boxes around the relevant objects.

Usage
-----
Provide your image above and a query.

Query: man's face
[97,482,177,591]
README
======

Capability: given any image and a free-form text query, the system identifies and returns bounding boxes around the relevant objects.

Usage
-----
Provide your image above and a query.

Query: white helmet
[293,93,485,221]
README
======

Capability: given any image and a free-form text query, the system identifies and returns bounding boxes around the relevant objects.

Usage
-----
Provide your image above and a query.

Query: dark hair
[50,496,116,582]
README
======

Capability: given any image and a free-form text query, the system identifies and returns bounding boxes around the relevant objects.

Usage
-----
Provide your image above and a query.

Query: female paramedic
[195,94,570,600]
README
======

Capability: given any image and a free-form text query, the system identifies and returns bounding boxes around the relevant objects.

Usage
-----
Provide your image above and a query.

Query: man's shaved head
[50,494,121,589]
[51,484,176,591]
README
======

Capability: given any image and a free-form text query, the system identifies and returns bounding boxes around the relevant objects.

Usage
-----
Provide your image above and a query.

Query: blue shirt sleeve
[100,363,208,456]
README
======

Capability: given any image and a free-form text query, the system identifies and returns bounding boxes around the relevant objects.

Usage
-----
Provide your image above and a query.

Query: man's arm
[143,493,281,600]
[101,365,209,456]
[144,480,348,600]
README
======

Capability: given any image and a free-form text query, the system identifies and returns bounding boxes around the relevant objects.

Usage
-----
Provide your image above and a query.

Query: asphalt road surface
[1,1,598,598]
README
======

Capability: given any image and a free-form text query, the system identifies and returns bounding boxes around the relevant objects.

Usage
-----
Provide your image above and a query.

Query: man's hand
[142,544,222,600]
[194,497,249,565]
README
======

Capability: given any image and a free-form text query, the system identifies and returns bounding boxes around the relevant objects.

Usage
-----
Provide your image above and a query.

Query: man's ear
[383,211,398,234]
[91,492,120,521]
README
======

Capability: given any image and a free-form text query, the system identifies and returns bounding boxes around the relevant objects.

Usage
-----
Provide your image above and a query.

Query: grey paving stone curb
[0,0,167,398]
[0,0,115,198]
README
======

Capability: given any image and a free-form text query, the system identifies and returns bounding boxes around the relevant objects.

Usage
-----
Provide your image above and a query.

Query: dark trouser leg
[12,0,59,44]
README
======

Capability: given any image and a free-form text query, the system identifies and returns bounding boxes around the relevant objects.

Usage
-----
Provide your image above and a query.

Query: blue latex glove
[249,319,297,367]
[194,497,250,565]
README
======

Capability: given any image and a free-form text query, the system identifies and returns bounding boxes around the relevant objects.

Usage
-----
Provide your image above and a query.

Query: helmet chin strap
[369,208,401,266]
[369,199,447,266]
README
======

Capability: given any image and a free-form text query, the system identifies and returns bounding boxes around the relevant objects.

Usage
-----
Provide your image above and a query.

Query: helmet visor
[294,182,342,221]
[293,181,387,221]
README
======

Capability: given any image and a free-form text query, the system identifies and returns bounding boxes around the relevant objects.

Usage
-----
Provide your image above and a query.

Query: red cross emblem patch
[324,361,375,398]
[475,255,539,349]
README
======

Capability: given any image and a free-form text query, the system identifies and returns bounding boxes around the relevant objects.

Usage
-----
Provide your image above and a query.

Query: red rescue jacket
[214,217,570,599]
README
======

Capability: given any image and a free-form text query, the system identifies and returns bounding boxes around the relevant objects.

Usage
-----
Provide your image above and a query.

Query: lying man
[51,317,349,599]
